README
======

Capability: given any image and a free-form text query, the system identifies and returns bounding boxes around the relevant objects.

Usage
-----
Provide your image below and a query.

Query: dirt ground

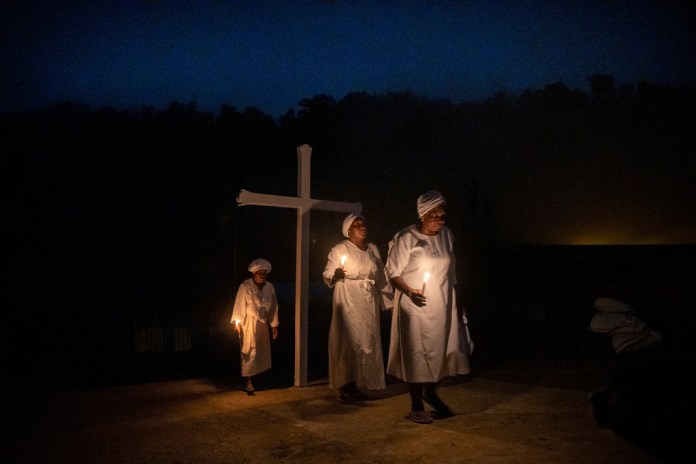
[4,349,686,464]
[6,246,693,463]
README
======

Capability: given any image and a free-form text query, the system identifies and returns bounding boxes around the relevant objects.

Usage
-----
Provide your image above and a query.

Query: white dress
[322,240,393,390]
[230,278,279,377]
[384,224,470,383]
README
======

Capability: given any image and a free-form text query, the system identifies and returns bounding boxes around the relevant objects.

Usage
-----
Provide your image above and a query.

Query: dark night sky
[3,1,695,118]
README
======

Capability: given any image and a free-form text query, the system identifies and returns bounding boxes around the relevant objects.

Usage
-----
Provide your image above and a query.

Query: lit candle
[234,320,240,327]
[340,255,347,267]
[421,272,430,293]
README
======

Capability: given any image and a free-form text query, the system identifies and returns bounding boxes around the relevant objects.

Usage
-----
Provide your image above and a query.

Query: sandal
[408,411,433,424]
[423,394,454,417]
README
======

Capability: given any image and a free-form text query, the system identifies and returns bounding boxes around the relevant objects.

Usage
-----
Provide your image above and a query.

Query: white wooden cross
[236,144,362,387]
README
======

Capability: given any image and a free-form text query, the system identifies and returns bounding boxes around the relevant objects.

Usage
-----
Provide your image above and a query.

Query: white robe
[384,224,470,383]
[230,278,279,377]
[322,240,393,390]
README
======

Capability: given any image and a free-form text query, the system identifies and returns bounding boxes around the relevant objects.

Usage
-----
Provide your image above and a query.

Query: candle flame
[341,255,347,266]
[421,271,430,294]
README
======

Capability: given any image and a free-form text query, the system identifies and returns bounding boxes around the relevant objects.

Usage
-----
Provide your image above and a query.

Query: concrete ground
[4,348,684,464]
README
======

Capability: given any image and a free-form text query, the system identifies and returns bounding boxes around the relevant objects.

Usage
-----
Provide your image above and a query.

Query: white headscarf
[248,258,272,273]
[342,213,365,238]
[417,190,445,217]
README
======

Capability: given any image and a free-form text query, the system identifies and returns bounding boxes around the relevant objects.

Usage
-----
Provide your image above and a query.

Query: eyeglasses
[427,213,446,221]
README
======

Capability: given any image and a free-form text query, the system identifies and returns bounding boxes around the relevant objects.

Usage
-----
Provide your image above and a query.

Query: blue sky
[3,0,695,118]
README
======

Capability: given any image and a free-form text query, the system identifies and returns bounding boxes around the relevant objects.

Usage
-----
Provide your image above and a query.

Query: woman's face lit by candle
[420,206,446,236]
[348,218,367,241]
[253,269,269,285]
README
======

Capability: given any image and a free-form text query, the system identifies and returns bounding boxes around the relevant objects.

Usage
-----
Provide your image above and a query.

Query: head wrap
[417,190,446,217]
[342,213,365,238]
[248,258,272,274]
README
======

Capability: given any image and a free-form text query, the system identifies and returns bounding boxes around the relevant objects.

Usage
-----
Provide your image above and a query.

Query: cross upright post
[236,144,362,386]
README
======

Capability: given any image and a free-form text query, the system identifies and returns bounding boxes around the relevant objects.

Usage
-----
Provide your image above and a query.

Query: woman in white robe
[322,213,393,403]
[385,191,471,424]
[231,258,279,394]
